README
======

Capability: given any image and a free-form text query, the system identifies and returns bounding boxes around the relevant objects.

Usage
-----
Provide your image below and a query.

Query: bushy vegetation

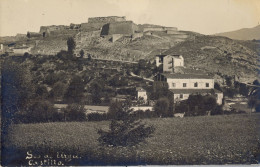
[67,37,76,54]
[98,100,155,147]
[17,100,63,123]
[175,94,220,116]
[62,104,87,121]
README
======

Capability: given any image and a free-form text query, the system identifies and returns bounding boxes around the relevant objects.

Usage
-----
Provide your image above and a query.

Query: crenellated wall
[88,16,126,23]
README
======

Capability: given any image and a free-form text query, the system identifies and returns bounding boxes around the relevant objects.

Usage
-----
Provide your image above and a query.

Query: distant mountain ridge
[214,25,260,40]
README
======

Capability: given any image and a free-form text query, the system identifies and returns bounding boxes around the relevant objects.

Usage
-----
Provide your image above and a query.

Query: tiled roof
[155,54,182,58]
[169,89,222,94]
[161,73,213,79]
[136,87,146,92]
[174,67,207,75]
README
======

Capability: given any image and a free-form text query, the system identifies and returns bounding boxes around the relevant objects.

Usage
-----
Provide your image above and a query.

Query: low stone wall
[166,30,180,34]
[131,32,143,40]
[143,26,177,32]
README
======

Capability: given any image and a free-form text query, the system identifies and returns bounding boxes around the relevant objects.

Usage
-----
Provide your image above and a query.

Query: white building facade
[155,55,184,72]
[154,73,223,105]
[136,87,148,102]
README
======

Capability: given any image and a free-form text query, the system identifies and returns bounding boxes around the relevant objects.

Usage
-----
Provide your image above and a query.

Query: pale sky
[0,0,259,36]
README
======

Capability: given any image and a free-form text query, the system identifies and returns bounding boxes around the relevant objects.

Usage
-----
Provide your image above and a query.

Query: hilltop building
[154,55,223,105]
[155,54,184,72]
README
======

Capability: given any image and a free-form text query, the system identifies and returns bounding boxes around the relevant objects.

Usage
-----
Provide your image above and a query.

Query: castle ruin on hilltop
[26,16,180,42]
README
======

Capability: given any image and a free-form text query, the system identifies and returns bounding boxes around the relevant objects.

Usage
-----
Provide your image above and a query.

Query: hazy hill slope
[74,30,194,61]
[164,35,259,82]
[215,25,260,40]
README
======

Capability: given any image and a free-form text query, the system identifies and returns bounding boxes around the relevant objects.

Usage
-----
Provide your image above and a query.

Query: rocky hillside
[1,24,258,83]
[164,35,259,82]
[73,30,193,61]
[215,25,260,40]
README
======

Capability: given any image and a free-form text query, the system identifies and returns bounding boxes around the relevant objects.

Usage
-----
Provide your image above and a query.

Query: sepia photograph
[0,0,260,166]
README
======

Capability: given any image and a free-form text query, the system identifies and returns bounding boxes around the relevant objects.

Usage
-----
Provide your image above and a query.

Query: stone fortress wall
[101,21,139,36]
[143,27,178,32]
[32,16,182,40]
[39,25,69,33]
[88,16,126,23]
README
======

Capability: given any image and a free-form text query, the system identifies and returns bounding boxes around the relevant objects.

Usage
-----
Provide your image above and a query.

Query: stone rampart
[80,22,105,31]
[40,25,69,33]
[101,21,138,36]
[88,16,126,23]
[143,27,177,32]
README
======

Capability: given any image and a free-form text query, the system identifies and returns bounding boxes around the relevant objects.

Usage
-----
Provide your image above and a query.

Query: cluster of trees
[175,94,221,116]
[1,57,88,125]
[133,59,158,78]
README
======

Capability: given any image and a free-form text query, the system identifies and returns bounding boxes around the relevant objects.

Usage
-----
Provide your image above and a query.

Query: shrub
[176,94,219,116]
[87,113,108,121]
[154,97,169,117]
[44,72,65,86]
[49,81,67,100]
[35,85,49,99]
[17,100,63,123]
[67,37,76,54]
[79,49,84,58]
[64,75,85,103]
[98,101,155,147]
[63,104,86,121]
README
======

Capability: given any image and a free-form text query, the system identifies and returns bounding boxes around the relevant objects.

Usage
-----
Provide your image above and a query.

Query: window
[172,83,176,87]
[180,94,183,99]
[183,83,187,87]
[194,82,198,87]
[206,83,209,87]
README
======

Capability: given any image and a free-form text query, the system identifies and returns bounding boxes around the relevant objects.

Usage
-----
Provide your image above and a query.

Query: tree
[79,49,84,58]
[50,81,67,101]
[65,75,85,103]
[35,85,49,99]
[214,82,222,91]
[182,95,218,116]
[1,59,35,125]
[150,82,169,100]
[248,80,260,112]
[98,100,155,147]
[26,32,31,38]
[63,103,86,121]
[154,97,169,117]
[87,54,92,61]
[67,37,76,54]
[23,100,62,123]
[225,76,233,87]
[90,82,102,104]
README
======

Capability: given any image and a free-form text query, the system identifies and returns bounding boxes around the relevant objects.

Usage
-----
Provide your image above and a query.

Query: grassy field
[4,113,260,165]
